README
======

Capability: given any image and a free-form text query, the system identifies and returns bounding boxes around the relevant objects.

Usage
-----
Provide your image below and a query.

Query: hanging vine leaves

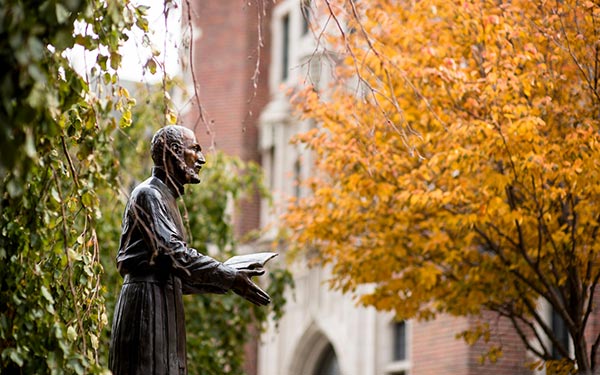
[0,0,142,373]
[181,153,292,375]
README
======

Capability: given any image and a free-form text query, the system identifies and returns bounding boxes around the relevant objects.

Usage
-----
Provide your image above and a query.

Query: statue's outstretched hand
[232,268,271,306]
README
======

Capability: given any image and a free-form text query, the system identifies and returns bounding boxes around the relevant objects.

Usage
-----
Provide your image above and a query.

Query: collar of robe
[152,166,185,198]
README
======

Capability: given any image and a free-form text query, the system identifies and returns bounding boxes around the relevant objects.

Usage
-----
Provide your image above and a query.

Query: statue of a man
[108,125,270,375]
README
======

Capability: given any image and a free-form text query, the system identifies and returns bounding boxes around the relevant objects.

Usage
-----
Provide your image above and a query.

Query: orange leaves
[284,2,600,355]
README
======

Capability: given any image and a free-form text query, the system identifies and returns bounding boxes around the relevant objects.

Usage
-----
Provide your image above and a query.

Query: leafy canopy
[286,0,600,373]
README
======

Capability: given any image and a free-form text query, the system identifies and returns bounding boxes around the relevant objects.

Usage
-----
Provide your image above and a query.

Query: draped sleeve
[120,184,237,295]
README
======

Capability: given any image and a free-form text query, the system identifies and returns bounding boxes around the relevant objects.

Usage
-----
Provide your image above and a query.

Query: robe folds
[109,168,237,375]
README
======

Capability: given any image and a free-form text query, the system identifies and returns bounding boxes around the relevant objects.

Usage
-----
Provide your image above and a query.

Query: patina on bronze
[108,125,271,375]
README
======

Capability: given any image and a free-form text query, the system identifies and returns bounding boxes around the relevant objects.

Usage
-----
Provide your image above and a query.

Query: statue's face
[179,128,205,184]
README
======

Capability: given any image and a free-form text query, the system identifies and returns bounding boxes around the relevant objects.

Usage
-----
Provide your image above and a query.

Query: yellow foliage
[285,0,600,371]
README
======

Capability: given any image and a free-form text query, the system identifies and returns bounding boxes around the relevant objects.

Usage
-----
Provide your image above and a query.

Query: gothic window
[293,157,301,199]
[268,144,276,191]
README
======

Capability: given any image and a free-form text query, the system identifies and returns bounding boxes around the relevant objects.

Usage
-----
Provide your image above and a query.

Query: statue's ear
[169,142,181,156]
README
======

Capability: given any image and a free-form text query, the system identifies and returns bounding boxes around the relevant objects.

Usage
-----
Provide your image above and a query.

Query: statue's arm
[133,188,270,305]
[133,188,237,292]
[172,246,237,295]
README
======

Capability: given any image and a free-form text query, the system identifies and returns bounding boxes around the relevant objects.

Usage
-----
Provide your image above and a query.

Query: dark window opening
[294,158,301,199]
[281,14,290,81]
[551,308,570,359]
[393,321,407,361]
[268,146,275,190]
[301,0,311,35]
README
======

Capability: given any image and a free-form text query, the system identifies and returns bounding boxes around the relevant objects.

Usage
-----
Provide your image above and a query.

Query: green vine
[0,1,144,373]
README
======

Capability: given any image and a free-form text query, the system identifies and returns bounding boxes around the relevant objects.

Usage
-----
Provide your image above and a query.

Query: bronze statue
[108,125,271,375]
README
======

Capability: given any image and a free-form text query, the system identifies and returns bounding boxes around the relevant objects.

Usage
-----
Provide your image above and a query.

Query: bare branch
[182,0,213,147]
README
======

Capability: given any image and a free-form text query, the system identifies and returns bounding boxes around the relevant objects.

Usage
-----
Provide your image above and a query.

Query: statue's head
[151,125,205,185]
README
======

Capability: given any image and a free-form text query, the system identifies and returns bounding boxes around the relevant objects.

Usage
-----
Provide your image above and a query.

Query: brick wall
[184,0,273,238]
[468,312,530,375]
[411,312,532,375]
[411,315,470,375]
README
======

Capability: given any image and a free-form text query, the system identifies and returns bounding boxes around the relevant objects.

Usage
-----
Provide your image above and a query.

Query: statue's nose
[197,151,206,165]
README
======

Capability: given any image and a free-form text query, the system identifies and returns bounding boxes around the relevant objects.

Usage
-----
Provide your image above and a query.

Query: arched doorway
[313,342,340,375]
[288,322,342,375]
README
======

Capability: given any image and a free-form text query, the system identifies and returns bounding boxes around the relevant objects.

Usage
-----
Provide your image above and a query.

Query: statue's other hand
[232,269,271,306]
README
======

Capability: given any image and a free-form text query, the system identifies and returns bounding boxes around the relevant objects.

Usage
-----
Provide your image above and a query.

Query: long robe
[109,168,237,375]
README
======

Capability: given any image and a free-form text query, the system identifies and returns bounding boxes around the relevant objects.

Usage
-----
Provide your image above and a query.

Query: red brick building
[183,0,273,237]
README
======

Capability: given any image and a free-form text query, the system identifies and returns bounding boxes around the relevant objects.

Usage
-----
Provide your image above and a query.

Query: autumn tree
[286,0,600,373]
[0,1,290,373]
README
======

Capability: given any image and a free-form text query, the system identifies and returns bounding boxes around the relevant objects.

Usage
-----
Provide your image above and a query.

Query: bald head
[150,125,205,185]
[151,125,187,167]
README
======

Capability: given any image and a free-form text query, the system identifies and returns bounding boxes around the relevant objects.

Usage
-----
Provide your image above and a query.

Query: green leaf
[46,351,57,369]
[67,326,77,341]
[97,54,108,70]
[145,58,157,74]
[90,333,99,350]
[55,3,70,24]
[110,52,121,70]
[53,29,74,50]
[6,348,24,367]
[120,109,132,127]
[41,286,55,304]
[27,36,44,60]
[24,130,36,158]
[6,179,23,198]
[51,188,61,204]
